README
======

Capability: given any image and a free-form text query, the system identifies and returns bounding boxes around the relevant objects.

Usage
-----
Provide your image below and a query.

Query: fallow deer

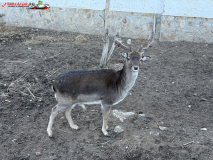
[47,32,156,137]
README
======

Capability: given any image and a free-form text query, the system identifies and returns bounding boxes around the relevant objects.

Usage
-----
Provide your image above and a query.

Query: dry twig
[27,88,35,99]
[183,140,194,146]
[7,72,27,91]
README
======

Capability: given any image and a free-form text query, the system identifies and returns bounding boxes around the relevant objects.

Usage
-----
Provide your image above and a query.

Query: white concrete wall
[163,0,213,18]
[1,0,213,43]
[0,0,164,13]
[1,0,213,18]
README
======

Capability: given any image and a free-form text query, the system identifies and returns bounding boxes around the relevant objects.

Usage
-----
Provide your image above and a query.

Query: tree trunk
[100,0,110,68]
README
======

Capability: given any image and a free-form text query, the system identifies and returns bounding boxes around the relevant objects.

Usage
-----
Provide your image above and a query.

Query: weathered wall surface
[0,6,156,39]
[160,16,213,43]
[0,0,213,43]
[160,0,213,43]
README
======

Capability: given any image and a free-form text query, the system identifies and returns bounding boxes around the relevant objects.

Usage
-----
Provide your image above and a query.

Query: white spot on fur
[113,71,138,105]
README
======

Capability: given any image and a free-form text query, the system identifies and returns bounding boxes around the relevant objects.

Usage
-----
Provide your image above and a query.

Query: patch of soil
[0,26,213,160]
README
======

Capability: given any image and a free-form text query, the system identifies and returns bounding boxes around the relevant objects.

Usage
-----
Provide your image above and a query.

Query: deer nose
[134,66,139,70]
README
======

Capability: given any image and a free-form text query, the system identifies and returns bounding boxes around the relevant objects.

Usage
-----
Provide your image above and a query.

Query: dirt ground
[0,26,213,160]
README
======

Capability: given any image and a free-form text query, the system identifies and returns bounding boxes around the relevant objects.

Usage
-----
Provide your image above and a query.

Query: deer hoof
[107,128,111,131]
[103,130,110,137]
[77,127,81,130]
[49,135,53,138]
[47,129,53,138]
[72,125,80,130]
[105,133,111,137]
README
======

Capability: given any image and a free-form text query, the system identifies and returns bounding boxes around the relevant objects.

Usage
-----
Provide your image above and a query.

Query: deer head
[114,31,156,72]
[126,51,142,71]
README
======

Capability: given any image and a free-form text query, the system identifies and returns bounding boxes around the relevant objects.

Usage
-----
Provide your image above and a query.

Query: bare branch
[119,25,123,34]
[107,42,116,62]
[106,24,125,64]
[7,72,27,91]
[139,31,156,53]
[27,87,35,99]
[99,0,110,68]
[99,14,105,21]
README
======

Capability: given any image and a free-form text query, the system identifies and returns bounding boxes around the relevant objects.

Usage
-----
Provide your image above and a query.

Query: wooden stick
[7,72,27,91]
[107,42,116,62]
[183,140,194,146]
[27,88,35,99]
[6,60,28,63]
[47,64,67,78]
[99,0,110,68]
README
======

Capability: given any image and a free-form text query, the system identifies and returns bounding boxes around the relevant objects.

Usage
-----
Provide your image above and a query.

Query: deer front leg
[65,105,80,130]
[47,106,58,137]
[47,104,69,137]
[101,104,112,136]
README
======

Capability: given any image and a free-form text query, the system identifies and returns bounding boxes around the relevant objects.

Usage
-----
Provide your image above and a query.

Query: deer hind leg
[65,104,80,130]
[101,104,112,136]
[47,104,69,137]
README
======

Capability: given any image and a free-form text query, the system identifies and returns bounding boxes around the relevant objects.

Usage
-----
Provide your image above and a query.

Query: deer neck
[116,62,139,96]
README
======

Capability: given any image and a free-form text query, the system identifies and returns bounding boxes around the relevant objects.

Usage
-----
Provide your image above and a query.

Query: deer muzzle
[132,66,139,71]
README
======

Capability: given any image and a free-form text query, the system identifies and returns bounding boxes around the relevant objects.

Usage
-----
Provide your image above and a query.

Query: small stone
[142,56,151,61]
[28,47,31,50]
[114,125,124,133]
[36,152,42,156]
[112,110,135,122]
[159,126,168,131]
[139,113,145,117]
[201,128,207,131]
[4,84,6,86]
[12,139,17,142]
[188,105,191,108]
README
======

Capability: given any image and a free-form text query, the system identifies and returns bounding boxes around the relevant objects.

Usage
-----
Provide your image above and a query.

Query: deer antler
[127,39,132,51]
[114,32,132,52]
[139,31,156,54]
